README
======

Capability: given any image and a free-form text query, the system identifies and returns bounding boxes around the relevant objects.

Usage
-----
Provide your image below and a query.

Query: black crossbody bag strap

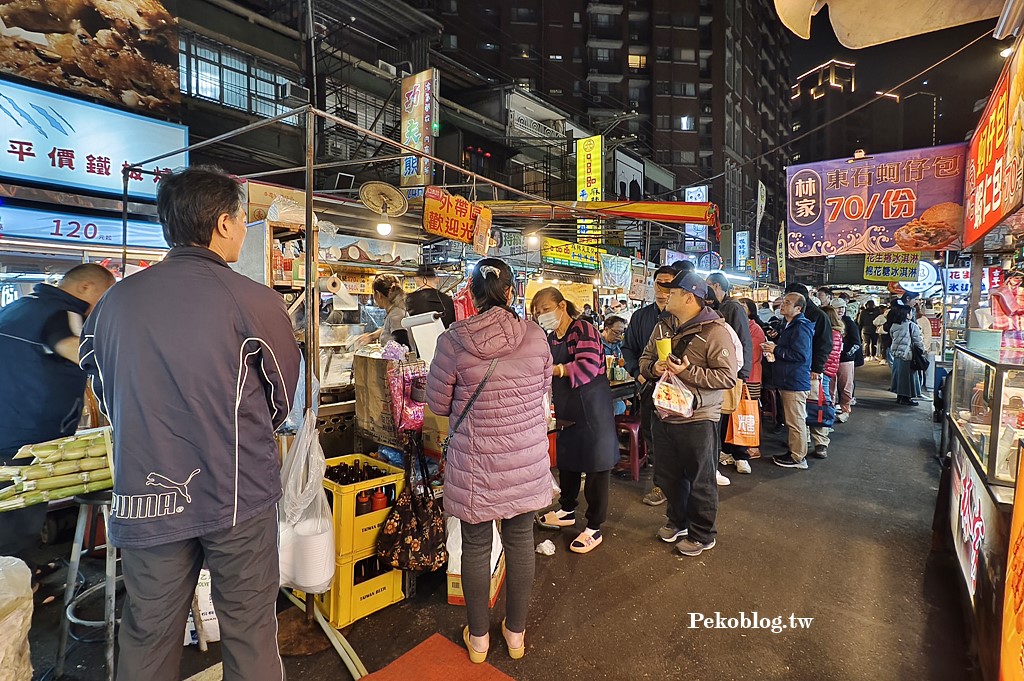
[442,359,498,451]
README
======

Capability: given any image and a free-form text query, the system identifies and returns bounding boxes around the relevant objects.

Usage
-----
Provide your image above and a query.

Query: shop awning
[774,0,1004,48]
[476,200,719,226]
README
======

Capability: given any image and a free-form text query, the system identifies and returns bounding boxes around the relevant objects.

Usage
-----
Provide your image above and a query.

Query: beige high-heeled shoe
[501,619,525,659]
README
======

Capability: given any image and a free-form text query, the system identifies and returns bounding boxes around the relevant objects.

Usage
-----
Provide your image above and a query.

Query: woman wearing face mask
[530,287,617,554]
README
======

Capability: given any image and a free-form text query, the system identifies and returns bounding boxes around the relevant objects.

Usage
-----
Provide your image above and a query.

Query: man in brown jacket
[639,272,738,556]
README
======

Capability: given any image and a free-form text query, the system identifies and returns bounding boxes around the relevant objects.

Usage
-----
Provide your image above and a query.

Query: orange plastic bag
[725,384,760,447]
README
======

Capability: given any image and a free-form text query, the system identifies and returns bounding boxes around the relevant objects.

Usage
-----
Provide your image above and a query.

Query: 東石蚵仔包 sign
[0,78,187,201]
[786,143,967,258]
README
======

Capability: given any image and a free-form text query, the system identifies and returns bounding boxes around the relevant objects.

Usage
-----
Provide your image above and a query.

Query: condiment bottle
[355,490,371,515]
[371,488,387,511]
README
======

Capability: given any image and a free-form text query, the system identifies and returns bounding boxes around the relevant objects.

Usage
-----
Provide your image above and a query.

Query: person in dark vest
[0,263,115,577]
[405,264,456,328]
[531,287,618,554]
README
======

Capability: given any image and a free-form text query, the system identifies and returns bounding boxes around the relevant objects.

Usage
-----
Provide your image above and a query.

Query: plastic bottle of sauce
[355,490,371,516]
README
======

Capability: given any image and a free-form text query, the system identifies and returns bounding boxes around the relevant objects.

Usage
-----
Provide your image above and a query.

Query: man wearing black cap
[638,272,738,557]
[406,265,456,328]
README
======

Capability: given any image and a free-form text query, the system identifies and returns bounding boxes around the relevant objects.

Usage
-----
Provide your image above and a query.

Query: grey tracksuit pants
[116,505,284,681]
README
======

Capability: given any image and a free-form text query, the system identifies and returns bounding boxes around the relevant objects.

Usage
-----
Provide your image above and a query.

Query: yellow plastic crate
[323,455,405,559]
[315,547,404,629]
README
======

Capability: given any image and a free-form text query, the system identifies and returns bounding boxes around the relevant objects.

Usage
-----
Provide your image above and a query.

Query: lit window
[481,42,500,51]
[628,54,647,69]
[550,54,563,61]
[679,115,695,131]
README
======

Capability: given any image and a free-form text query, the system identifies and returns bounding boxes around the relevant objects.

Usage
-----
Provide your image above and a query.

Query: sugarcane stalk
[0,485,15,501]
[0,479,112,512]
[16,469,112,493]
[27,459,108,480]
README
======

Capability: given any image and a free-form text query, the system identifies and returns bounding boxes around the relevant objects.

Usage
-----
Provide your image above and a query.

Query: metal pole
[303,107,319,623]
[121,170,130,274]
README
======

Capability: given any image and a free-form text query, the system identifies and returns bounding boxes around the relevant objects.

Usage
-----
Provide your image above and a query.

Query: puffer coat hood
[426,307,553,524]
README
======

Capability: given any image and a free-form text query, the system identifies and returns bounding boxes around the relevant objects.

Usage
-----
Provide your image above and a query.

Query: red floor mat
[363,633,517,681]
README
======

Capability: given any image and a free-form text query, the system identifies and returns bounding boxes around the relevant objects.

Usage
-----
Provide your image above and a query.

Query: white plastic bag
[445,516,501,575]
[653,371,695,419]
[279,409,335,593]
[183,569,220,646]
[0,557,32,680]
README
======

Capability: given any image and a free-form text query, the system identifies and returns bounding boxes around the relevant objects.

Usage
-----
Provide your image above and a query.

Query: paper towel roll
[318,276,342,293]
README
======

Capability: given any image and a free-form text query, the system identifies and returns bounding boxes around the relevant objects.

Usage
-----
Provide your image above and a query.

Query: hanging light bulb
[592,277,600,285]
[376,208,392,236]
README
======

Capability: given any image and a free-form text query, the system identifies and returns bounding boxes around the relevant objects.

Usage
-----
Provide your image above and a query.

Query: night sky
[788,8,1010,146]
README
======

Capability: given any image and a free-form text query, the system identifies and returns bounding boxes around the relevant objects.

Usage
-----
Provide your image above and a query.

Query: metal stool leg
[56,504,89,678]
[102,506,116,681]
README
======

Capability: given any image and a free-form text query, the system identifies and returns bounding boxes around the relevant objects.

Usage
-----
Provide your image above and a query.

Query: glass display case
[949,345,1024,500]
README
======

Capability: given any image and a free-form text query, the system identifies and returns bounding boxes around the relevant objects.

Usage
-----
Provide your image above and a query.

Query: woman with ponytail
[426,258,551,664]
[357,274,407,346]
[530,287,617,555]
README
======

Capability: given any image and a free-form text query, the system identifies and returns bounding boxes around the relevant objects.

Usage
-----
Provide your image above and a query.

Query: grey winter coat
[889,320,925,361]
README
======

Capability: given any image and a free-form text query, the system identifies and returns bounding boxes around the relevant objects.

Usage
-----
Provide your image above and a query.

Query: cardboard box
[447,551,506,607]
[422,405,450,459]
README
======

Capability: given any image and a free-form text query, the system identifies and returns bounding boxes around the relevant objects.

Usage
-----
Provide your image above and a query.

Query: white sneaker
[716,470,731,486]
[836,412,850,423]
[719,452,735,465]
[735,460,752,474]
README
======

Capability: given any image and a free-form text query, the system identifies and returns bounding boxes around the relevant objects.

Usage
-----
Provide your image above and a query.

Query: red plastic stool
[614,413,647,481]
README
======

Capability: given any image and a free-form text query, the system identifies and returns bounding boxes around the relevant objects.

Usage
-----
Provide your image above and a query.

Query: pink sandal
[570,530,603,554]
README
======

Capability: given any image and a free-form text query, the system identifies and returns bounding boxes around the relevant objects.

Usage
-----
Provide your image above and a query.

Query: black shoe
[811,445,828,459]
[773,453,808,469]
[906,399,919,406]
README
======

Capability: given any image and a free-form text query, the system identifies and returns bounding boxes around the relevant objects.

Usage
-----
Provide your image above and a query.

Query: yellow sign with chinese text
[541,237,604,270]
[422,185,490,244]
[576,135,603,245]
[525,281,594,313]
[776,225,787,283]
[863,252,920,282]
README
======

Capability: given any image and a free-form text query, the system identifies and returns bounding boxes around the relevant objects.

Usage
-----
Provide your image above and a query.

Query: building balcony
[587,73,626,84]
[699,66,712,80]
[588,2,625,15]
[587,37,625,49]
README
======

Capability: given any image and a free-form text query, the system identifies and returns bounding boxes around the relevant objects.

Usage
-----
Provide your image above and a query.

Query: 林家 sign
[786,143,967,258]
[0,204,165,249]
[399,69,439,196]
[0,79,187,201]
[422,186,489,244]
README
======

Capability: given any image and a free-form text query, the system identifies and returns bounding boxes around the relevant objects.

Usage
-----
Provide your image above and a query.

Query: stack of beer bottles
[317,454,405,628]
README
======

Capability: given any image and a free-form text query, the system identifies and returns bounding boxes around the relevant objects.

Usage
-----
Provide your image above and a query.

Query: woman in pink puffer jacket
[426,258,551,664]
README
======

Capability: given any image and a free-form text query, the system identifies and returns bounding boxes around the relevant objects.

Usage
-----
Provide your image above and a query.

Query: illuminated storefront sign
[541,237,603,270]
[399,69,439,197]
[863,252,920,282]
[0,79,187,200]
[787,143,967,257]
[576,134,603,245]
[0,204,165,249]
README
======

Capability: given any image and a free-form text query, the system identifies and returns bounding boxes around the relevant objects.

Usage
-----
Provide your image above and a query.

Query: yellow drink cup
[656,337,672,361]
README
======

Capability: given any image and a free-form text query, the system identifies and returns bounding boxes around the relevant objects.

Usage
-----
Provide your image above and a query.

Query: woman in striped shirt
[531,287,618,554]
